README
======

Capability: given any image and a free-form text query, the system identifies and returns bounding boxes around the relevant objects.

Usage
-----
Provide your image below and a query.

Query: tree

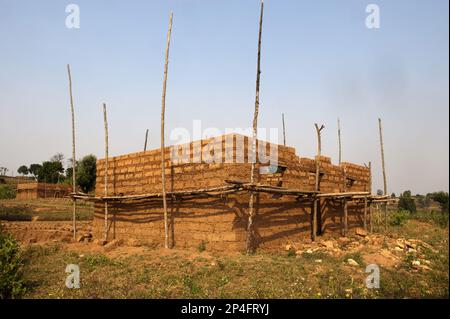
[17,166,29,176]
[50,153,65,163]
[428,191,449,213]
[28,164,42,180]
[37,161,64,183]
[376,189,384,196]
[76,155,97,193]
[65,159,78,182]
[0,167,8,176]
[391,192,396,198]
[398,190,416,213]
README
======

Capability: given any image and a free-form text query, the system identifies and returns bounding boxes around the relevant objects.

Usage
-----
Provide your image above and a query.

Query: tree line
[16,153,97,193]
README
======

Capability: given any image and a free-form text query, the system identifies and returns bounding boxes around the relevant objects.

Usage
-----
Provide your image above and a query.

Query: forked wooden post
[103,103,109,242]
[161,12,173,249]
[144,129,149,152]
[67,64,77,240]
[378,118,388,231]
[313,123,324,241]
[247,0,264,254]
[282,113,286,147]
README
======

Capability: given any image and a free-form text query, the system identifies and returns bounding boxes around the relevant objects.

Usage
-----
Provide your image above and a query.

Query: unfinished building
[90,134,371,251]
[16,182,72,200]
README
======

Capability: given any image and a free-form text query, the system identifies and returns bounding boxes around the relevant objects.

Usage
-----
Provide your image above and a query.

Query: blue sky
[0,0,448,194]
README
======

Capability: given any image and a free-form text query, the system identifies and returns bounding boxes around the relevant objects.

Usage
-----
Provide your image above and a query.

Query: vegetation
[398,190,416,213]
[28,164,42,179]
[17,213,448,299]
[0,225,27,299]
[428,191,449,213]
[0,167,8,176]
[0,185,16,200]
[17,166,29,176]
[75,155,97,193]
[0,199,93,221]
[16,153,97,193]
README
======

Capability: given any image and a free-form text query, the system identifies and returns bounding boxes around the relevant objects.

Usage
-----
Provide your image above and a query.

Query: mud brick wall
[16,183,72,200]
[341,162,371,192]
[92,134,370,251]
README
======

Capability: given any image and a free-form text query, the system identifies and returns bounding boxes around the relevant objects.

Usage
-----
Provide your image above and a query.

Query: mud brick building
[91,134,370,251]
[16,182,72,200]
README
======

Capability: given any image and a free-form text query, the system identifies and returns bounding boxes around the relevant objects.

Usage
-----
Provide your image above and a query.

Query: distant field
[0,198,93,221]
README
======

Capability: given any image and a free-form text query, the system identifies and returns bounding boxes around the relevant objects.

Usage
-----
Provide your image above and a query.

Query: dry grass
[18,217,448,299]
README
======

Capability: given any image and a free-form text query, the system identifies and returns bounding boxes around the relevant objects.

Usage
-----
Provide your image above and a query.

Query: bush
[428,192,449,213]
[0,226,26,299]
[0,185,16,199]
[390,210,409,226]
[197,241,206,252]
[398,191,416,213]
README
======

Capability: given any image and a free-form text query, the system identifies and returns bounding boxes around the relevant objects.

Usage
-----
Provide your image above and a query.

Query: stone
[320,240,334,249]
[347,258,359,266]
[285,244,292,251]
[94,239,107,246]
[314,259,322,263]
[127,238,141,247]
[355,228,367,237]
[103,239,123,251]
[411,260,421,267]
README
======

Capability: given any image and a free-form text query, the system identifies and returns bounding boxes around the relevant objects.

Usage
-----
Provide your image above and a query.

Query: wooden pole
[67,64,77,240]
[369,161,373,233]
[144,129,149,152]
[161,12,173,249]
[313,123,324,241]
[343,167,348,236]
[282,113,286,147]
[103,103,109,242]
[247,0,264,254]
[363,196,368,232]
[337,117,342,166]
[378,118,388,231]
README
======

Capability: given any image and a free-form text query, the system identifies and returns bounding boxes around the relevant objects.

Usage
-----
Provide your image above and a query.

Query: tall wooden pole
[369,161,373,233]
[337,117,342,166]
[161,12,173,249]
[247,0,264,254]
[313,123,324,241]
[144,129,149,152]
[67,64,77,240]
[103,103,109,242]
[282,113,286,147]
[378,118,388,231]
[343,167,348,236]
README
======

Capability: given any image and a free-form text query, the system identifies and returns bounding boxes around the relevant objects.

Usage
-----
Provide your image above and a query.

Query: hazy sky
[0,0,448,195]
